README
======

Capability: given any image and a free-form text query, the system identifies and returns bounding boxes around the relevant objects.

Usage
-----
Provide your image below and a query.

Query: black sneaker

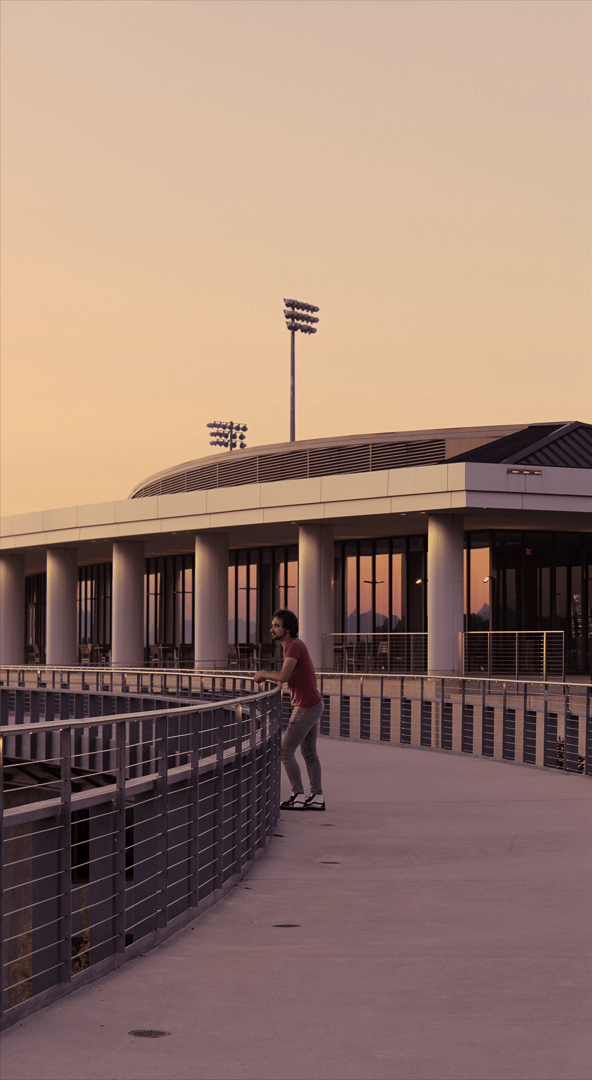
[280,793,307,810]
[304,794,326,811]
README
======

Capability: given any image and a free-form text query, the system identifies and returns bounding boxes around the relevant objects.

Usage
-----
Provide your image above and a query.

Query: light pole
[207,421,248,452]
[283,298,319,442]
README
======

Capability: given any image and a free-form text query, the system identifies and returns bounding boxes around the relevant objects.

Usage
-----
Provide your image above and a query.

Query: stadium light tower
[283,298,319,442]
[207,421,248,452]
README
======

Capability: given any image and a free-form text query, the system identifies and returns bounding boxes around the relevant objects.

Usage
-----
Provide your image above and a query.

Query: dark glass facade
[21,528,592,673]
[488,531,592,675]
[228,546,298,646]
[333,537,427,635]
[78,564,112,649]
[144,555,193,650]
[25,573,46,659]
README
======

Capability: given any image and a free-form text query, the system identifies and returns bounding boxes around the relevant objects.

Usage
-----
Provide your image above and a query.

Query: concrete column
[298,524,334,671]
[194,533,229,669]
[46,548,78,666]
[112,541,145,667]
[427,515,464,676]
[0,554,26,665]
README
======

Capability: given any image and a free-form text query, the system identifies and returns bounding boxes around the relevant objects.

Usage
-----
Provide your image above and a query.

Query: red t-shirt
[284,638,321,708]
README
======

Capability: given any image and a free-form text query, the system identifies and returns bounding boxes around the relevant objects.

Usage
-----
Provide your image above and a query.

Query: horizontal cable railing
[309,671,590,778]
[462,631,564,682]
[323,634,428,674]
[1,677,281,1028]
[0,666,258,701]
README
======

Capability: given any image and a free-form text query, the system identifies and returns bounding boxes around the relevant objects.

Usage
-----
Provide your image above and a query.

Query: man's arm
[254,656,297,684]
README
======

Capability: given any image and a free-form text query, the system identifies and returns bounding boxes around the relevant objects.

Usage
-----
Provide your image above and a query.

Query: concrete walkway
[2,739,591,1080]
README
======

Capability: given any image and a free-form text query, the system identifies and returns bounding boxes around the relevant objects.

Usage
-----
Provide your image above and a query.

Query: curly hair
[273,609,299,638]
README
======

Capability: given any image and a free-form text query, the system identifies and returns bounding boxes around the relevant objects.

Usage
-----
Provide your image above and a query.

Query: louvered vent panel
[184,463,218,492]
[371,440,445,470]
[217,456,258,488]
[160,474,186,494]
[309,444,370,477]
[132,437,449,496]
[257,450,308,483]
[133,480,162,498]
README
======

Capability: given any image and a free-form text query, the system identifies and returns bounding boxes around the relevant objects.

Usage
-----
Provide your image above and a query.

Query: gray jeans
[281,701,324,796]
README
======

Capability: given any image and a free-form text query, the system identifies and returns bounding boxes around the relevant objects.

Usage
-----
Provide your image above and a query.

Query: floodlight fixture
[283,298,320,442]
[207,420,248,452]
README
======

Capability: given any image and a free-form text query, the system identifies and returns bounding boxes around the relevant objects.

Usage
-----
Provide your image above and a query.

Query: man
[254,609,325,811]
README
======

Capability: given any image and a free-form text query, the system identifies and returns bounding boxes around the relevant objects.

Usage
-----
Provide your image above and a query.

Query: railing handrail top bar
[316,670,587,689]
[326,629,562,635]
[0,682,281,738]
[0,665,258,675]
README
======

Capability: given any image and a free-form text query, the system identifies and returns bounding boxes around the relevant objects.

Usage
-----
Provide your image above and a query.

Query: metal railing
[462,632,564,682]
[1,675,281,1028]
[311,671,590,777]
[0,664,262,702]
[323,634,428,674]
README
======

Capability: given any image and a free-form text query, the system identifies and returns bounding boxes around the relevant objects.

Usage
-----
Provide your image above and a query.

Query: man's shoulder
[285,638,307,658]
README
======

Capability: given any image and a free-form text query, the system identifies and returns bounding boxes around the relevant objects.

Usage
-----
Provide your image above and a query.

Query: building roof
[445,421,592,469]
[129,423,527,498]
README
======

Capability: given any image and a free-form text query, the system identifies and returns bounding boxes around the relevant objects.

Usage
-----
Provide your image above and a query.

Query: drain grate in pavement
[129,1030,170,1039]
[273,924,301,927]
[321,861,341,864]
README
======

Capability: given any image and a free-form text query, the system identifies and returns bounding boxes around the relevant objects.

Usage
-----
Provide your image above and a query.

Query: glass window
[391,545,405,631]
[408,538,425,633]
[359,543,372,634]
[249,556,258,643]
[287,546,298,617]
[228,560,236,643]
[555,566,567,627]
[333,545,343,633]
[237,554,248,643]
[375,543,389,632]
[344,542,357,637]
[469,537,490,631]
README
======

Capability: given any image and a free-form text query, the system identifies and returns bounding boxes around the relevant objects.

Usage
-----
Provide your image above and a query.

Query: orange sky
[1,0,590,517]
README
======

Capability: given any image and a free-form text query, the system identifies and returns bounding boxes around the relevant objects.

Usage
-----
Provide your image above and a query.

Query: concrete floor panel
[1,739,590,1080]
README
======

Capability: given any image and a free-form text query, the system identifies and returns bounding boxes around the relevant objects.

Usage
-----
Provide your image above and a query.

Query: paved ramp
[2,739,590,1080]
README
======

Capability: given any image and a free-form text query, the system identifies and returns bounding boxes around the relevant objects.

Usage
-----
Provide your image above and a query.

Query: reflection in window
[145,555,193,648]
[375,545,389,632]
[25,573,46,656]
[78,565,112,649]
[359,544,373,634]
[391,549,405,632]
[468,540,489,631]
[345,543,357,638]
[334,537,423,635]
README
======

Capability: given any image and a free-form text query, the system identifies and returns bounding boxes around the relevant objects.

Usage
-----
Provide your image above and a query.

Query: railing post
[247,698,258,853]
[154,713,168,930]
[213,707,225,892]
[187,704,199,907]
[114,719,127,955]
[58,726,72,985]
[233,703,244,876]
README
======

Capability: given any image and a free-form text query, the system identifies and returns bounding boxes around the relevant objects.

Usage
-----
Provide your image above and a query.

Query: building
[1,420,591,678]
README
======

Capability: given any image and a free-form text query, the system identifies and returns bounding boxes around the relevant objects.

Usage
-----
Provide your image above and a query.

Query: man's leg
[281,709,308,795]
[299,702,323,796]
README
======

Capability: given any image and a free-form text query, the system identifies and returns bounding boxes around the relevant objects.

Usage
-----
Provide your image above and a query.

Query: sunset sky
[1,0,590,518]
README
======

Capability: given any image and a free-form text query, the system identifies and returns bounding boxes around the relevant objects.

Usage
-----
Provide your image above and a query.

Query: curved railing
[312,671,591,776]
[0,673,281,1028]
